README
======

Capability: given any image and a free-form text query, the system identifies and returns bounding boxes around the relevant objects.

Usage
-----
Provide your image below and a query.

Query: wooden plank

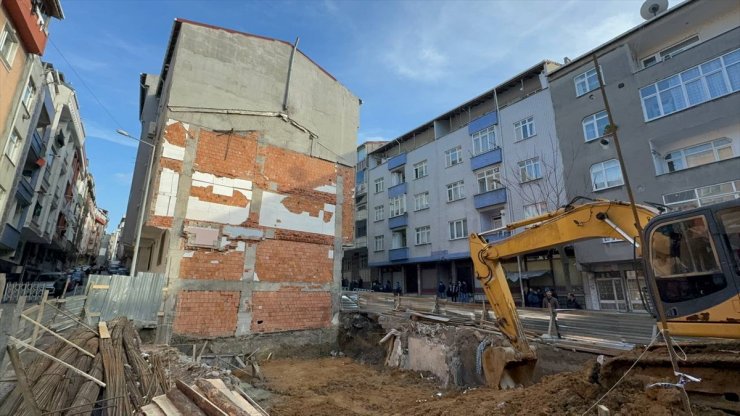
[30,290,49,348]
[91,284,110,290]
[167,387,206,416]
[98,321,111,339]
[234,386,270,416]
[44,301,99,335]
[597,404,610,416]
[19,314,95,357]
[197,341,208,363]
[9,336,106,387]
[141,402,167,416]
[195,379,251,416]
[153,394,185,416]
[175,379,227,416]
[6,345,41,416]
[206,379,264,416]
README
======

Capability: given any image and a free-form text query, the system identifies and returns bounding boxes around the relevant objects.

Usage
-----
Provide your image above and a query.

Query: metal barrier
[2,282,49,303]
[84,272,166,327]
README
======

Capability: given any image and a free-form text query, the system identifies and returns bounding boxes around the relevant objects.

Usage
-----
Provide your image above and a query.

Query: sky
[42,0,659,232]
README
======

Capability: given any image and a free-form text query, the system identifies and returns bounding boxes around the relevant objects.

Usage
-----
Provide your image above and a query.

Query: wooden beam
[20,314,95,357]
[9,336,105,387]
[6,345,41,416]
[43,301,99,335]
[30,290,49,348]
[176,379,227,416]
[98,321,110,339]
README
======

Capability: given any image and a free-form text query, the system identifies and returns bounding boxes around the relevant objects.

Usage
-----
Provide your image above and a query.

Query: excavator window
[717,207,740,275]
[650,215,726,303]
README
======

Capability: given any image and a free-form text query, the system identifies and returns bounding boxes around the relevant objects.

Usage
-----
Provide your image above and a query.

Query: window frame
[476,166,501,194]
[391,229,407,249]
[523,202,548,219]
[664,138,734,173]
[514,117,536,141]
[413,160,428,179]
[373,205,384,222]
[641,35,700,69]
[390,169,405,186]
[582,110,609,142]
[4,129,21,165]
[574,67,601,97]
[21,78,36,110]
[374,235,384,252]
[446,180,465,202]
[471,126,497,155]
[415,226,431,246]
[388,195,407,218]
[518,158,542,183]
[414,191,430,211]
[374,177,384,193]
[445,146,463,167]
[0,24,19,67]
[590,159,624,191]
[448,219,468,240]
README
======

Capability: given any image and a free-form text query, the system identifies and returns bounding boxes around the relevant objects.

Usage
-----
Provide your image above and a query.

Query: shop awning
[505,270,551,282]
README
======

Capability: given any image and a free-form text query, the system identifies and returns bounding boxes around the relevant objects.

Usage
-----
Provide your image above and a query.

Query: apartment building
[341,140,386,288]
[122,19,358,342]
[547,0,740,311]
[366,61,583,302]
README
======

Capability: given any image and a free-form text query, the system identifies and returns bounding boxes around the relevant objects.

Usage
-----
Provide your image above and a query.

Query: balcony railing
[0,224,21,250]
[473,187,507,209]
[387,153,407,170]
[470,147,502,170]
[388,214,408,229]
[388,182,407,198]
[389,247,409,261]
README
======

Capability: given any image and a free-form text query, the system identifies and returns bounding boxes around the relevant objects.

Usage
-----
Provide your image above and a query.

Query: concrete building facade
[365,61,581,303]
[547,0,740,311]
[122,19,359,342]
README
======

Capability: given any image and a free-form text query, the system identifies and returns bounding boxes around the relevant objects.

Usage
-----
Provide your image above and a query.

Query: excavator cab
[643,199,740,338]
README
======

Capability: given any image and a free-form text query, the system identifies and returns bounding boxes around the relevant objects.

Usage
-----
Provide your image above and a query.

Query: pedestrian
[384,280,392,293]
[451,281,459,302]
[358,278,364,289]
[459,281,468,303]
[394,282,402,296]
[542,289,562,339]
[526,288,539,307]
[438,281,446,299]
[566,293,582,309]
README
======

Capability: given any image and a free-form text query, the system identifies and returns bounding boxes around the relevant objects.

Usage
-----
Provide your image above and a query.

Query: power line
[48,38,125,130]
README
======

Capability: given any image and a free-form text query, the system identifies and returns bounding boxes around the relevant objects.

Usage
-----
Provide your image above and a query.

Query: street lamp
[116,129,155,278]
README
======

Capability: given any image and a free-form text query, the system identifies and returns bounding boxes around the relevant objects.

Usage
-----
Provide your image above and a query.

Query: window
[374,177,384,193]
[514,117,536,141]
[590,159,623,191]
[0,24,19,67]
[650,215,725,303]
[718,207,740,275]
[391,169,405,186]
[445,146,463,167]
[491,215,503,230]
[355,220,367,238]
[374,235,384,251]
[574,67,600,96]
[21,79,36,110]
[582,111,609,142]
[663,180,740,211]
[476,167,501,193]
[389,195,406,217]
[391,229,407,249]
[642,35,700,68]
[0,187,6,216]
[523,202,547,219]
[356,202,367,212]
[4,129,21,164]
[518,158,541,183]
[374,205,384,221]
[414,192,429,211]
[446,180,465,202]
[640,48,740,121]
[413,161,428,179]
[472,126,496,155]
[602,237,623,244]
[664,138,734,172]
[415,226,431,245]
[449,219,468,240]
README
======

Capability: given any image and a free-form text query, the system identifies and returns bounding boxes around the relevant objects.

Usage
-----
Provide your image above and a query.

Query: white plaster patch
[328,249,334,259]
[236,241,246,252]
[185,196,251,225]
[192,171,252,194]
[314,184,337,194]
[210,260,219,264]
[254,271,259,282]
[166,119,178,126]
[183,251,194,258]
[154,168,179,217]
[162,140,185,161]
[258,191,336,236]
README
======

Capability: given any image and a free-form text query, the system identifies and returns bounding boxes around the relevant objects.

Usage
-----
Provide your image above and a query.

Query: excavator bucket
[481,346,538,389]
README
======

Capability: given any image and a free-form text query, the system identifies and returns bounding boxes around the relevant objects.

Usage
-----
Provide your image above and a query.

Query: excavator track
[600,341,740,413]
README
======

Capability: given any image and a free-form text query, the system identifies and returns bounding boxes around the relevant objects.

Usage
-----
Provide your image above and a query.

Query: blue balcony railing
[17,178,34,205]
[387,153,407,170]
[470,147,502,170]
[388,214,408,229]
[388,182,407,198]
[0,224,21,250]
[389,247,409,261]
[473,187,507,209]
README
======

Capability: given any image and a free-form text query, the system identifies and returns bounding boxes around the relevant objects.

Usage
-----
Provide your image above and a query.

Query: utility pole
[591,53,692,413]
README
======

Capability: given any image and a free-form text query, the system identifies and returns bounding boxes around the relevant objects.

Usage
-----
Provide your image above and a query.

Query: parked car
[31,272,69,297]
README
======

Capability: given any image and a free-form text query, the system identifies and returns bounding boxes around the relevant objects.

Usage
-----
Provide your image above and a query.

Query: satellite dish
[640,0,668,20]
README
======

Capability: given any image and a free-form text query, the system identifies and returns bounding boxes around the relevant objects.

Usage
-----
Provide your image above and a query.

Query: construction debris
[141,378,268,416]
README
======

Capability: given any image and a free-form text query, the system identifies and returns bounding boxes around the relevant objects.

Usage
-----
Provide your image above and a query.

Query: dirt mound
[338,313,386,365]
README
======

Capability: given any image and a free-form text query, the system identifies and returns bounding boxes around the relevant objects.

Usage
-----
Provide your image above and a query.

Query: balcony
[388,182,407,198]
[17,178,34,205]
[388,214,408,229]
[468,111,498,134]
[474,188,507,209]
[470,148,502,170]
[387,153,407,170]
[485,230,511,243]
[0,224,21,250]
[389,247,409,262]
[356,182,367,196]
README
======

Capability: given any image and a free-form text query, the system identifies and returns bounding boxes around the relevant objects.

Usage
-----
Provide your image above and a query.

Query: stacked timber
[0,317,167,415]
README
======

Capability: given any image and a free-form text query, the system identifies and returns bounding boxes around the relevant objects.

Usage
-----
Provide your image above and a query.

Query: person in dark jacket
[438,281,446,299]
[566,293,582,309]
[526,288,539,307]
[542,290,562,339]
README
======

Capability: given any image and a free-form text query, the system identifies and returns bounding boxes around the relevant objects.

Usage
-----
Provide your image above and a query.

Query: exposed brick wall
[180,249,245,280]
[160,158,183,173]
[338,165,355,243]
[190,186,250,207]
[262,145,337,194]
[164,122,188,146]
[251,288,331,332]
[173,290,239,337]
[147,215,173,229]
[254,240,333,283]
[194,130,259,178]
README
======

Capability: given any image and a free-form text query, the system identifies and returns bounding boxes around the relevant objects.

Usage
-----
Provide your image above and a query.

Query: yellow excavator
[470,198,740,395]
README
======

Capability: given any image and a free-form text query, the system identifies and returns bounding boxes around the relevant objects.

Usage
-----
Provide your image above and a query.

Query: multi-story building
[107,216,124,263]
[366,61,582,302]
[547,0,740,311]
[341,140,386,288]
[123,19,358,342]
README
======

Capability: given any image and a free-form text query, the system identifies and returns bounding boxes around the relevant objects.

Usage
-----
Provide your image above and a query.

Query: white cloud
[85,121,139,148]
[113,172,132,185]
